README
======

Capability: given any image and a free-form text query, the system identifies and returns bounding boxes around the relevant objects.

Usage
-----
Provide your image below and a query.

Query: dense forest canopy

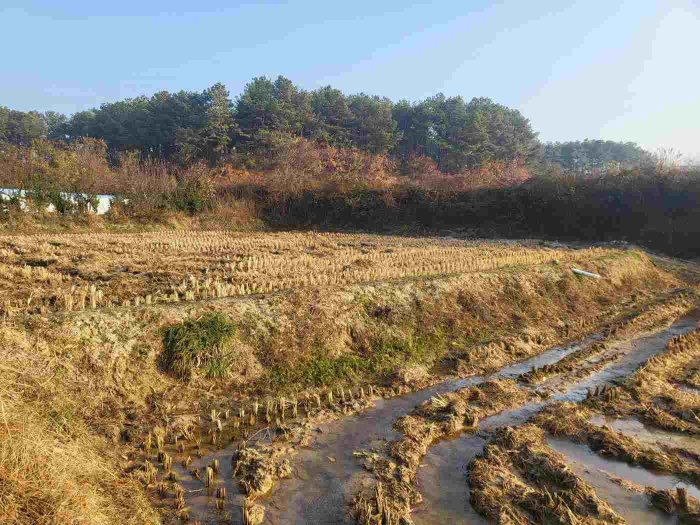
[543,140,654,172]
[0,77,652,172]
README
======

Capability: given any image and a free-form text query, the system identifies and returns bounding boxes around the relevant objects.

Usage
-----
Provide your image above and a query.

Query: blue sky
[1,0,698,158]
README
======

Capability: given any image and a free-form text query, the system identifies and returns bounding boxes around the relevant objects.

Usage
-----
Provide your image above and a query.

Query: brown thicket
[3,139,699,256]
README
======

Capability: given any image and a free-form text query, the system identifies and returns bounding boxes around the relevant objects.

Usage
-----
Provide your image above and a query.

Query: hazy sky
[1,0,698,158]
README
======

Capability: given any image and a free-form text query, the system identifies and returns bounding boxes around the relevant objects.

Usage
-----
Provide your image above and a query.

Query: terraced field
[0,231,612,316]
[1,231,699,525]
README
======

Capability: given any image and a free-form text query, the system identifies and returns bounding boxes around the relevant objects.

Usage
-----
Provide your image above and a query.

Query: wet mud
[174,312,700,523]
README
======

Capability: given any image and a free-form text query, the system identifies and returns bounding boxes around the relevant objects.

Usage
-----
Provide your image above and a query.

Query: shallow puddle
[263,340,586,524]
[548,437,700,499]
[170,443,247,524]
[174,340,584,523]
[589,415,700,456]
[495,339,585,378]
[480,315,700,430]
[412,436,488,525]
[553,318,698,402]
[547,438,681,524]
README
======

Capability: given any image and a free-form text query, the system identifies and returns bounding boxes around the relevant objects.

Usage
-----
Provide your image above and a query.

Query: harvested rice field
[0,231,621,316]
[1,230,700,525]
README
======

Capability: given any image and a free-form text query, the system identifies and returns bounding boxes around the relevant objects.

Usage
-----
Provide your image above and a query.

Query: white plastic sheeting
[0,188,113,215]
[571,267,602,279]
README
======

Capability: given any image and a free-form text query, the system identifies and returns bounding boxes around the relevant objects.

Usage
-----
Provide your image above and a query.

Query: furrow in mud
[464,421,700,525]
[481,312,700,430]
[236,340,586,525]
[585,323,700,436]
[261,327,643,524]
[549,443,681,525]
[412,436,488,525]
[588,415,700,457]
[517,290,694,386]
[355,310,699,524]
[167,338,590,523]
[168,308,699,524]
[547,437,700,502]
[468,425,626,524]
[404,311,700,524]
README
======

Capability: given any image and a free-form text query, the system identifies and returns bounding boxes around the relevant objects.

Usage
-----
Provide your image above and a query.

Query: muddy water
[589,415,700,456]
[548,437,700,500]
[417,314,699,522]
[174,340,584,523]
[412,436,488,525]
[414,432,694,525]
[174,313,699,524]
[477,314,700,430]
[547,438,680,524]
[551,318,696,401]
[263,340,587,525]
[171,442,247,524]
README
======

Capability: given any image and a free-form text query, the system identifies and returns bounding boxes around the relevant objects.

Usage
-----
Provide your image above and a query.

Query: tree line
[543,140,653,172]
[1,76,651,172]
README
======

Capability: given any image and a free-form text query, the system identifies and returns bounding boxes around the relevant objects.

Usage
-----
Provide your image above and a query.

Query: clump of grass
[647,487,700,521]
[232,446,292,497]
[242,495,265,525]
[162,313,237,380]
[353,480,419,525]
[264,333,442,393]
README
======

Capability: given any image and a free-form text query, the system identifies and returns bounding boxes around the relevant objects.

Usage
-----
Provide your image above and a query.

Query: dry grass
[0,232,636,317]
[634,327,700,391]
[585,326,700,434]
[685,370,700,389]
[0,337,158,524]
[468,424,623,524]
[0,242,670,398]
[0,418,155,524]
[518,291,696,385]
